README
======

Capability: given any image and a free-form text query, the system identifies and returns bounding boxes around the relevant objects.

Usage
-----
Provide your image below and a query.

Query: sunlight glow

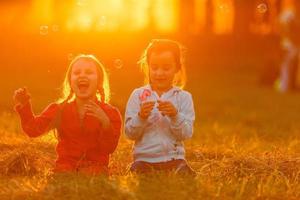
[152,0,178,32]
[5,0,240,34]
[30,0,54,24]
[213,0,234,34]
[30,0,179,33]
[193,0,207,33]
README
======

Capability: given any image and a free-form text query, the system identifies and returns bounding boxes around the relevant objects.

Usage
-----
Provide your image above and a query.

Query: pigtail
[98,87,105,103]
[55,54,110,123]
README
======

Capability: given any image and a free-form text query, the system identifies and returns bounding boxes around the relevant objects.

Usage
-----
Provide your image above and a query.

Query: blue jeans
[129,159,196,176]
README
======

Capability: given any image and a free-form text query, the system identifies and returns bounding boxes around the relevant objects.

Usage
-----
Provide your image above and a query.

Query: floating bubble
[39,25,48,35]
[257,3,268,14]
[68,53,74,61]
[47,69,51,73]
[219,4,230,13]
[52,24,59,32]
[114,59,123,69]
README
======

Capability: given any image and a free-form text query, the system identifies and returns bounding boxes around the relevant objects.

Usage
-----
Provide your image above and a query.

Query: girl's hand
[138,101,155,120]
[157,100,178,118]
[84,100,111,129]
[13,87,31,107]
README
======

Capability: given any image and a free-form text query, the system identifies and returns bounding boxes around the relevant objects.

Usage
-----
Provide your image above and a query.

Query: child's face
[70,59,99,100]
[148,51,178,92]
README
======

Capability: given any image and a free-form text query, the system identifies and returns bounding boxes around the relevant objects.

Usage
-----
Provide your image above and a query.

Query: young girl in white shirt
[125,39,196,175]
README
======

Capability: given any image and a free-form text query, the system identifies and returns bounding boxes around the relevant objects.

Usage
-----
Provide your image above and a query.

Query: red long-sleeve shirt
[15,100,122,174]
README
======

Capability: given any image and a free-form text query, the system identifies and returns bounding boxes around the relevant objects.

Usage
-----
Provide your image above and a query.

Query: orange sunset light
[26,0,235,34]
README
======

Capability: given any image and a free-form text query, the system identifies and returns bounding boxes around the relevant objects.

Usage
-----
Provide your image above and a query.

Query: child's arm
[14,87,59,137]
[15,102,59,137]
[168,92,195,141]
[124,89,149,140]
[97,105,122,154]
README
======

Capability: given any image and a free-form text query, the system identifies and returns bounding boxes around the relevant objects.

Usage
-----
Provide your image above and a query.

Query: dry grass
[1,68,300,199]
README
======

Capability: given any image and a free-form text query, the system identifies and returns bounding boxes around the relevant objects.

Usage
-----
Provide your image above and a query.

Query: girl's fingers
[85,106,104,117]
[14,91,30,101]
[13,87,30,105]
[15,89,24,95]
[141,105,155,111]
[157,100,168,104]
[84,105,95,110]
[141,105,155,112]
[86,101,104,111]
[84,101,100,113]
[143,101,155,105]
[142,105,155,111]
[142,109,153,115]
[16,87,29,96]
[20,87,28,94]
[141,101,155,107]
[161,111,175,117]
[140,106,153,115]
[157,105,168,110]
[140,100,177,118]
[161,111,171,116]
[142,103,155,111]
[88,100,99,107]
[84,106,99,113]
[159,108,174,113]
[84,105,105,117]
[85,103,97,109]
[158,105,173,111]
[84,107,96,115]
[85,111,96,116]
[140,101,156,115]
[158,103,173,110]
[85,112,99,119]
[84,105,100,112]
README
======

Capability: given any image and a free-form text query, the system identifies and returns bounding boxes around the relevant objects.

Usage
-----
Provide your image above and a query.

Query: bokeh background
[1,1,300,199]
[1,0,300,145]
[1,0,298,112]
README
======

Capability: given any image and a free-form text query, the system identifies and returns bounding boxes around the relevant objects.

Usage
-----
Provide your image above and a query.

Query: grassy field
[1,64,300,200]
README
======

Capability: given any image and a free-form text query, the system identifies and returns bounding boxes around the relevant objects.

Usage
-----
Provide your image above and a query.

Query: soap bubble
[39,25,48,35]
[257,3,268,14]
[114,59,123,69]
[219,4,230,13]
[68,53,74,61]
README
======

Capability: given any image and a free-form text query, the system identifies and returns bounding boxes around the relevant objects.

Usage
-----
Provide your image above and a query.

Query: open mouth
[77,80,90,92]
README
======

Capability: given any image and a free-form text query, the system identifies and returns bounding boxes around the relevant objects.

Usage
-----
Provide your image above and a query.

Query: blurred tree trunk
[205,0,214,34]
[233,0,256,36]
[178,0,195,34]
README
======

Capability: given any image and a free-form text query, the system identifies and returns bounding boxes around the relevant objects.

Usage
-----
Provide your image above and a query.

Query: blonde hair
[57,54,110,104]
[139,39,187,89]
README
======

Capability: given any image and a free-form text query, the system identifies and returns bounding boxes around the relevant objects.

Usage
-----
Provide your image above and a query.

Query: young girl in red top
[13,55,122,175]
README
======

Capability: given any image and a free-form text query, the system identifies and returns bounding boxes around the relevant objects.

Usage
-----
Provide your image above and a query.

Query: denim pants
[129,159,196,176]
